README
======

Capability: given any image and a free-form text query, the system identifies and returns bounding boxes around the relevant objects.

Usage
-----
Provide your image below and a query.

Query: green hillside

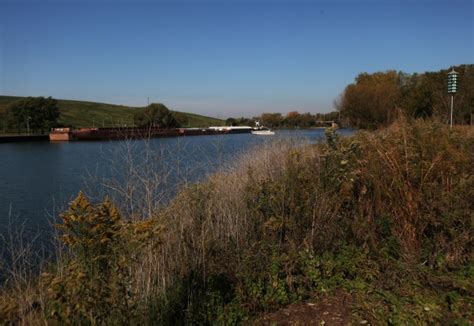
[0,96,224,129]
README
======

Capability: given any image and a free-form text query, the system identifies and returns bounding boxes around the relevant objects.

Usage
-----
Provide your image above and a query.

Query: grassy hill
[0,96,224,129]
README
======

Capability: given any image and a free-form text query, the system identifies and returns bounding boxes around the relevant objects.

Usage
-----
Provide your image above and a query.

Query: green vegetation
[1,118,472,324]
[4,97,59,134]
[133,103,179,128]
[42,193,160,324]
[0,96,224,132]
[336,64,474,128]
[178,111,224,128]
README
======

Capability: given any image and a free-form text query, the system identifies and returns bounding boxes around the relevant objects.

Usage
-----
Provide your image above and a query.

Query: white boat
[251,129,275,135]
[251,121,275,135]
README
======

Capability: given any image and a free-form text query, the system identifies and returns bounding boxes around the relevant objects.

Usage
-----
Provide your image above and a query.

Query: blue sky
[0,0,472,118]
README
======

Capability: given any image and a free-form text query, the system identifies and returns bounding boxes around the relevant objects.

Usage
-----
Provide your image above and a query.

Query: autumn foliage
[337,64,474,128]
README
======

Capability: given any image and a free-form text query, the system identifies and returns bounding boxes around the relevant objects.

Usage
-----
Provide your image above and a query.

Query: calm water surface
[0,129,353,241]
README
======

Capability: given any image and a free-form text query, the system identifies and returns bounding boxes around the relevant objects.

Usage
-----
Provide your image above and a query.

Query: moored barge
[49,126,253,141]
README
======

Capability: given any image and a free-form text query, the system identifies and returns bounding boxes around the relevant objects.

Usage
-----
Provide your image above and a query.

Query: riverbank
[1,120,473,324]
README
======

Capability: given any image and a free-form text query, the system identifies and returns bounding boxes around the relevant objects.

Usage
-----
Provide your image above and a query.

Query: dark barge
[49,126,253,141]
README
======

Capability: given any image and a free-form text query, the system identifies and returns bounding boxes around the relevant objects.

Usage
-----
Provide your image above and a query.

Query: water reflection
[0,129,353,240]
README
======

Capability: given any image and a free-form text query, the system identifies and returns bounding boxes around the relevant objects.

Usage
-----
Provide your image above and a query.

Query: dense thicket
[337,64,474,128]
[1,119,472,324]
[6,97,60,133]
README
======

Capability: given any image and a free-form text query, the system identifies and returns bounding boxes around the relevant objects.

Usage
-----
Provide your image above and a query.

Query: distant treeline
[336,64,474,129]
[226,64,473,130]
[226,111,340,128]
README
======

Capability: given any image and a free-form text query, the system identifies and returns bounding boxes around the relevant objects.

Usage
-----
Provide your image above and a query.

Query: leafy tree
[133,103,179,128]
[336,71,401,129]
[6,96,60,133]
[260,113,283,128]
[225,118,237,126]
[338,64,474,128]
[299,112,316,128]
[284,111,301,127]
[286,111,299,119]
[225,117,255,126]
[456,65,474,124]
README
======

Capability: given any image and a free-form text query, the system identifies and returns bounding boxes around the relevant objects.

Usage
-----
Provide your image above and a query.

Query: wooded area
[227,65,473,129]
[336,64,473,128]
[4,97,59,134]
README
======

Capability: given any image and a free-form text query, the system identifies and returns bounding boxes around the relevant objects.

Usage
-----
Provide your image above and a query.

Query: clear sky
[0,0,472,118]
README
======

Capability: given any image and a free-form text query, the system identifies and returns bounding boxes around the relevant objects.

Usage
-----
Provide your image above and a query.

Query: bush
[37,193,160,324]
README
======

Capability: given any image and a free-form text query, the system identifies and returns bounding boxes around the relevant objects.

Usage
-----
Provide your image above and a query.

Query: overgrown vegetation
[0,119,472,324]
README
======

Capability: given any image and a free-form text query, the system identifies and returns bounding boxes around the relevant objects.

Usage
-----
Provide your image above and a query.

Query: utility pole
[447,68,459,128]
[450,95,454,128]
[147,97,149,106]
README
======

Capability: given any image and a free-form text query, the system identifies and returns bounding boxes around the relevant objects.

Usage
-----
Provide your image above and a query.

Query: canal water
[0,129,353,244]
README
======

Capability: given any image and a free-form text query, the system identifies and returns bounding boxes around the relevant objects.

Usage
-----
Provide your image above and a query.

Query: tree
[133,103,179,128]
[260,113,283,128]
[284,111,301,127]
[225,118,237,126]
[337,71,401,129]
[299,112,316,128]
[337,65,474,128]
[400,73,437,118]
[6,96,60,133]
[225,117,255,126]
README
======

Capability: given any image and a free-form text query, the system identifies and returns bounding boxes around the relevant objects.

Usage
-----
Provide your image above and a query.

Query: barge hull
[49,127,243,141]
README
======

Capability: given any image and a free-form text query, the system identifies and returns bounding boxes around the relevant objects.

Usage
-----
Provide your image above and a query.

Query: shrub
[41,193,161,324]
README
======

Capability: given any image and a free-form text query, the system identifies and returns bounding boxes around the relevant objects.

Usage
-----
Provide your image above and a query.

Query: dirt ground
[254,290,364,325]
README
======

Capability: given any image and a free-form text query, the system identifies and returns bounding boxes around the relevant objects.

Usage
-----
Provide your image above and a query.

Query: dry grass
[1,119,473,324]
